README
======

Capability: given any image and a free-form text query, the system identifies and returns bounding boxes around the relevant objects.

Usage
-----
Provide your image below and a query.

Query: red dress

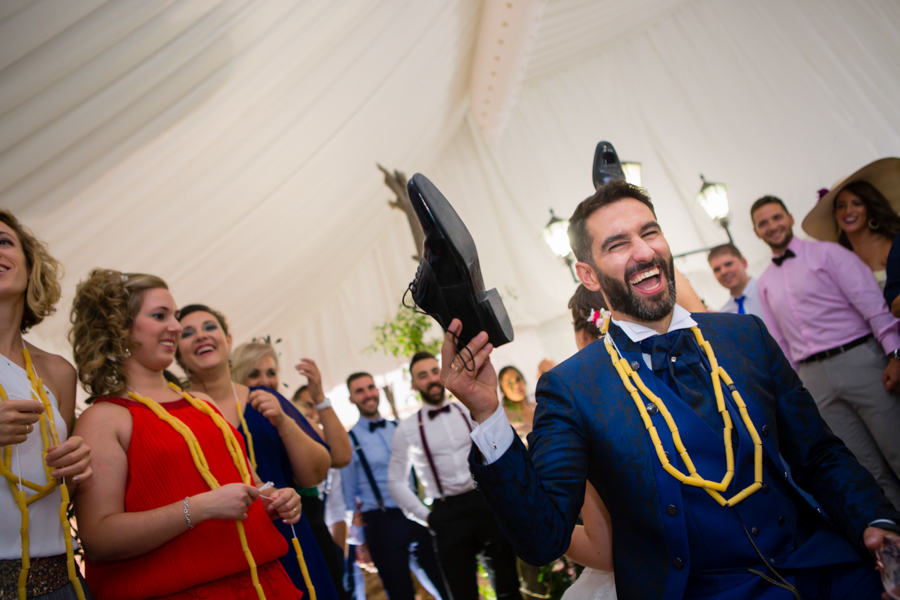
[85,397,302,600]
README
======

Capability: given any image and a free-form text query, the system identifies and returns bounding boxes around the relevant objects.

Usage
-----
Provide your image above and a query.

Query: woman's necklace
[232,381,257,470]
[600,316,764,507]
[127,382,315,600]
[0,343,86,600]
[127,384,266,600]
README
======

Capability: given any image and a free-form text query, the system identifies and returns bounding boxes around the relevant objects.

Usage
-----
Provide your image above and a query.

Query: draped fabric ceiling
[3,0,900,417]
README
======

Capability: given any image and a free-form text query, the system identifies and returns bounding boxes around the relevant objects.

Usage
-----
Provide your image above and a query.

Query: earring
[869,219,880,230]
[124,348,131,359]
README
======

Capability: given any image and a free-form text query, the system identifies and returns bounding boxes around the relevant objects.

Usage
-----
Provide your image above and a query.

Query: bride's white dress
[561,568,617,600]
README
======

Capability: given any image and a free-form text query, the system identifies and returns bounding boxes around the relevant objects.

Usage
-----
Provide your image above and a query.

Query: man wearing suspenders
[388,353,523,600]
[340,372,448,600]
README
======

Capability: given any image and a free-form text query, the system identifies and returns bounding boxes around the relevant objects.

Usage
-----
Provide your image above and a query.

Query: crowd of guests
[2,154,900,599]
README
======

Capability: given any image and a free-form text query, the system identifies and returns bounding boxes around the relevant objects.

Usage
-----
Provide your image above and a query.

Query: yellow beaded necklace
[0,346,86,600]
[128,383,316,600]
[601,316,763,507]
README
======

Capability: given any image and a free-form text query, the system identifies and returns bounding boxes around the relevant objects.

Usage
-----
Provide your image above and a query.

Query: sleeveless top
[0,355,69,559]
[85,397,291,600]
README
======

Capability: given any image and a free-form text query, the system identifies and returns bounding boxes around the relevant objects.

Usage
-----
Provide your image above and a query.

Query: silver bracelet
[183,497,194,529]
[315,397,332,411]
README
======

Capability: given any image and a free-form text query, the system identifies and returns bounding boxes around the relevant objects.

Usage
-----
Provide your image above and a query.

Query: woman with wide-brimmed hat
[802,157,900,290]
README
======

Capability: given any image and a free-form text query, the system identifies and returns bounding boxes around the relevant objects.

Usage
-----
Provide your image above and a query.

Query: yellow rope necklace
[232,381,257,470]
[229,382,316,599]
[601,316,763,507]
[128,382,315,600]
[0,346,86,600]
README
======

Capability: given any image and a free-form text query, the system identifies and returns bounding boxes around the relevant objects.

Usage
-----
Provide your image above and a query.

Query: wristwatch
[888,349,900,360]
[315,398,332,411]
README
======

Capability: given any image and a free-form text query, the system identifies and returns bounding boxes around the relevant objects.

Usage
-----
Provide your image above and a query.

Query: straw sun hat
[801,157,900,242]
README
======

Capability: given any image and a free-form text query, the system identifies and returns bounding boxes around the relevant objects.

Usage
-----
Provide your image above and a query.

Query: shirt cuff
[347,523,365,545]
[469,404,515,464]
[879,331,900,355]
[870,519,898,528]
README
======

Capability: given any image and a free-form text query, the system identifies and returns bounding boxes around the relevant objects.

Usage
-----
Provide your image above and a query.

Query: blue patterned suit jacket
[470,313,900,599]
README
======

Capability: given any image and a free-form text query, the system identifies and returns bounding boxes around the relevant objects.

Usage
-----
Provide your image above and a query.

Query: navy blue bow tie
[369,420,387,432]
[772,249,795,266]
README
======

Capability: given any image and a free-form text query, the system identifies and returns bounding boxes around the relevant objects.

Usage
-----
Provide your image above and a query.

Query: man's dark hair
[568,180,655,264]
[750,195,790,225]
[346,372,373,391]
[410,351,436,373]
[568,285,606,338]
[291,384,309,402]
[707,243,743,263]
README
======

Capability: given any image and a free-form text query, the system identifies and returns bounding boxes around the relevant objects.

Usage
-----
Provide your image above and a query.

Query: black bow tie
[428,405,451,420]
[772,249,796,266]
[369,420,387,432]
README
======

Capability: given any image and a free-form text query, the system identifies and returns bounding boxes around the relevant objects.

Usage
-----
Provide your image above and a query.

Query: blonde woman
[70,270,302,600]
[0,210,93,600]
[231,340,352,600]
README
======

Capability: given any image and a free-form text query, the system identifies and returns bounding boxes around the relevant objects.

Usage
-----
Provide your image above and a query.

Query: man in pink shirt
[753,195,900,509]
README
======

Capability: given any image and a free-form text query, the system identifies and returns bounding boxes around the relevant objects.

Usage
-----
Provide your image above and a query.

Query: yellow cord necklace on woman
[600,314,764,507]
[127,383,314,600]
[0,344,86,600]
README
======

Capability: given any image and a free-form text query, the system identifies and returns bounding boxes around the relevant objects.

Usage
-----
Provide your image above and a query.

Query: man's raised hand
[440,319,499,423]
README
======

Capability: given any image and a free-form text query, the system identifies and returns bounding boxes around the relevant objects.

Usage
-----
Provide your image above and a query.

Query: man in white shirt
[707,244,765,321]
[388,352,522,600]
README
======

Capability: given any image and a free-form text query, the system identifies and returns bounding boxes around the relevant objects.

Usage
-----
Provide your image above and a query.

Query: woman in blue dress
[175,304,339,600]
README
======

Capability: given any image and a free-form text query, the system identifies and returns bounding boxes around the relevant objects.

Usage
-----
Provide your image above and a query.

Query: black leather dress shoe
[406,173,514,349]
[591,140,626,190]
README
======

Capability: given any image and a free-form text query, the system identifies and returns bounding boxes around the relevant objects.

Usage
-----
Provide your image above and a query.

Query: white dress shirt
[718,276,766,323]
[471,305,697,464]
[388,399,478,525]
[319,468,346,528]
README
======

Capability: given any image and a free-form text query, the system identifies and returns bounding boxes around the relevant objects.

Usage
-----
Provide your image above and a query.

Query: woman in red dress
[69,269,304,600]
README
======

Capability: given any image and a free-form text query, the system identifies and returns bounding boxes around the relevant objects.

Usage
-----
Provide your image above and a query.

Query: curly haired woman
[70,270,303,600]
[0,210,93,600]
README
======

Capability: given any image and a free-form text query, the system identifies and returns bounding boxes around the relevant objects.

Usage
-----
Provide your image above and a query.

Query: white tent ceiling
[3,0,900,406]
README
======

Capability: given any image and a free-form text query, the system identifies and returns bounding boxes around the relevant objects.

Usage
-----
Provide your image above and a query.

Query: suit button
[672,557,684,569]
[670,355,678,363]
[630,360,641,371]
[647,403,659,416]
[761,484,770,494]
[770,557,778,565]
[778,516,785,525]
[664,451,671,461]
[666,505,677,516]
[761,425,770,437]
[751,527,760,536]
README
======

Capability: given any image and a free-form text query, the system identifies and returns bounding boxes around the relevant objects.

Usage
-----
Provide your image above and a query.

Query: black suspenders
[348,428,389,512]
[417,404,473,500]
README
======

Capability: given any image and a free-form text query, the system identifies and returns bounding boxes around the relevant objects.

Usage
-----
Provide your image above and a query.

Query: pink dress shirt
[758,236,900,371]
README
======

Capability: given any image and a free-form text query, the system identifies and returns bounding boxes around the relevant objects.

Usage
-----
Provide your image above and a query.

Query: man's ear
[575,261,601,292]
[741,257,748,269]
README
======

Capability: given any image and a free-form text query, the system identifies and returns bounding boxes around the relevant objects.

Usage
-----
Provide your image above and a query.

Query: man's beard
[596,255,677,322]
[418,383,445,406]
[766,228,793,252]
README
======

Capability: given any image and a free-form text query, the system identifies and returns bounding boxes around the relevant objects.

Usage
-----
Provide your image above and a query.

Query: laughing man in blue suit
[441,180,900,599]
